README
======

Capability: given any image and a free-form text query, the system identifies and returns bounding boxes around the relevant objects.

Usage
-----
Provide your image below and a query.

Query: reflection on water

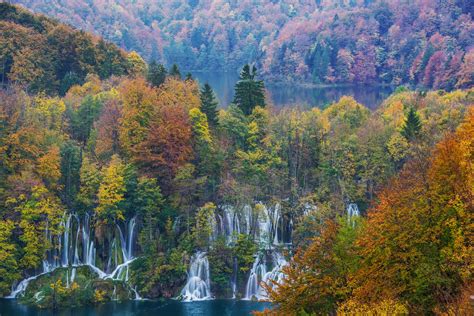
[0,299,272,316]
[190,71,395,110]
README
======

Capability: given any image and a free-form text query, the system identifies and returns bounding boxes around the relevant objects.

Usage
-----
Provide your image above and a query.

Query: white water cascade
[180,252,212,301]
[244,252,287,300]
[8,214,138,298]
[347,203,360,226]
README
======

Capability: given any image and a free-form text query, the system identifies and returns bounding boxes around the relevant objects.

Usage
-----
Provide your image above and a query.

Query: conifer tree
[146,61,167,87]
[169,64,181,78]
[401,107,422,141]
[233,64,265,115]
[199,83,219,127]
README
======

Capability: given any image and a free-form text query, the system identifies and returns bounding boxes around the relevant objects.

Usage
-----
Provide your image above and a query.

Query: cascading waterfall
[9,214,138,298]
[180,252,212,301]
[187,202,291,301]
[244,252,287,300]
[347,203,360,226]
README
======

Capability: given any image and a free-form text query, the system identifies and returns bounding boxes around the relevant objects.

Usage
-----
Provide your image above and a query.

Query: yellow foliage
[94,289,107,303]
[96,155,126,222]
[337,299,409,315]
[36,145,61,187]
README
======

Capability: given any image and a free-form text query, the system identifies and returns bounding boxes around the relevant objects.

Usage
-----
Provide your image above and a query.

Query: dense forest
[11,0,474,88]
[0,2,473,315]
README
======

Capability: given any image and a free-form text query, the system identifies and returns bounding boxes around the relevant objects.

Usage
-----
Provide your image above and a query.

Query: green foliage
[192,202,216,250]
[199,83,219,127]
[59,141,81,207]
[208,237,233,295]
[169,64,181,78]
[0,220,19,296]
[147,61,167,87]
[233,234,257,273]
[136,177,164,253]
[401,107,422,141]
[75,156,101,214]
[233,64,265,115]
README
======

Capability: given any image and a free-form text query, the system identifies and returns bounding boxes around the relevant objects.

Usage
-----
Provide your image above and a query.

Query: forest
[0,2,473,315]
[11,0,474,89]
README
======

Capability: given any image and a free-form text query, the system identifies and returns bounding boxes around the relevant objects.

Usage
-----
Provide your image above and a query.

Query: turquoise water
[189,71,395,110]
[0,299,272,316]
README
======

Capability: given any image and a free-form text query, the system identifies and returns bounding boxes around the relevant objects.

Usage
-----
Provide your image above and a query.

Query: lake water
[0,299,272,316]
[190,71,395,110]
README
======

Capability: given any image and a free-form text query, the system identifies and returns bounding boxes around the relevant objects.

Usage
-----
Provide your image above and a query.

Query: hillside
[0,3,144,95]
[11,0,474,89]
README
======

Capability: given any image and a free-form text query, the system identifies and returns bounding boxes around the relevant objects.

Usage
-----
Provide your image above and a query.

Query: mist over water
[190,71,395,110]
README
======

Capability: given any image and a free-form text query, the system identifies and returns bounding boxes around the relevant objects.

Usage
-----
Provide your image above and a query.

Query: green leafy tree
[136,177,164,253]
[70,95,103,146]
[192,202,216,249]
[233,234,257,273]
[59,141,82,207]
[233,64,265,115]
[75,156,101,214]
[199,83,219,127]
[146,61,167,87]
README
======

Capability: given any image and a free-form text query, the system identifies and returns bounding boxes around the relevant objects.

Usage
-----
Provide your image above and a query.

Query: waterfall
[347,203,360,226]
[9,214,138,298]
[180,252,212,301]
[244,252,287,300]
[244,254,266,300]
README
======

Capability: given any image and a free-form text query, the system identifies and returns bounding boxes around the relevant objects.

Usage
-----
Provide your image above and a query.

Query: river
[189,71,395,110]
[0,299,272,316]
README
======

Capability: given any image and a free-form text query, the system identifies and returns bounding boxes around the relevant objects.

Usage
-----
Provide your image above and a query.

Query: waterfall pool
[0,299,272,316]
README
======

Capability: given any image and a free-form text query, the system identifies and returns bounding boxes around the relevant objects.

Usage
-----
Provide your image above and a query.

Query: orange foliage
[353,108,473,313]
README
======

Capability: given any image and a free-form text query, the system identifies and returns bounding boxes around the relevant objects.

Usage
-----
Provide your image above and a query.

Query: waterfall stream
[180,252,212,301]
[8,214,138,298]
[10,202,360,301]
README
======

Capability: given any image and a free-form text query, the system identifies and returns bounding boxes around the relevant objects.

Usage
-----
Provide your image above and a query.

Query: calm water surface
[0,299,272,316]
[190,71,395,110]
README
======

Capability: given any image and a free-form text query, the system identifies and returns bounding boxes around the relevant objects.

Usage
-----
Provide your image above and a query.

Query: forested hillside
[0,3,473,315]
[11,0,474,88]
[0,3,145,95]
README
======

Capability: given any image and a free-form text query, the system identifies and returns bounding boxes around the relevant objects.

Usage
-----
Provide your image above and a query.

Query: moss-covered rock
[19,266,133,309]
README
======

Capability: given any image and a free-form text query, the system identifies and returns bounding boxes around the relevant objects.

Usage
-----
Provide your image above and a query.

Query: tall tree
[401,107,422,141]
[96,155,126,223]
[233,64,265,115]
[146,61,167,87]
[169,64,181,78]
[136,177,163,253]
[199,83,219,127]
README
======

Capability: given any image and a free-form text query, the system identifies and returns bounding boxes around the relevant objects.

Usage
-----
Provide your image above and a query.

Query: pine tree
[146,61,167,87]
[233,64,265,115]
[199,83,219,127]
[169,64,181,78]
[401,107,422,141]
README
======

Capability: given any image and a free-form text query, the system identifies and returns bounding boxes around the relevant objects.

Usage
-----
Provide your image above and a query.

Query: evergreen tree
[136,177,163,252]
[185,73,193,81]
[146,61,167,87]
[169,64,181,78]
[199,83,219,127]
[401,107,422,141]
[233,64,265,115]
